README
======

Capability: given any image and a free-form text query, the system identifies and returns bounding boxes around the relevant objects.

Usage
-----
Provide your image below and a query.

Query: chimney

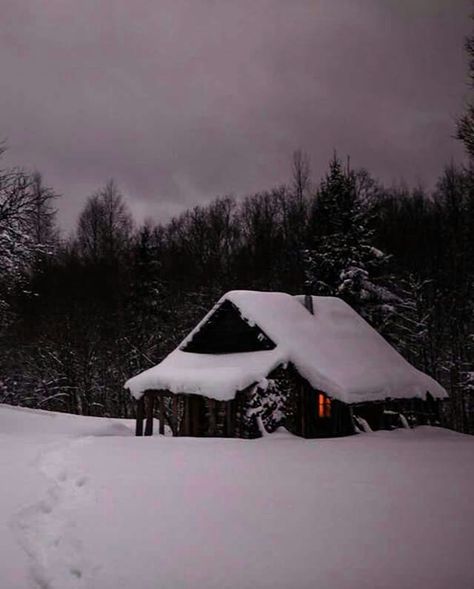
[301,248,314,314]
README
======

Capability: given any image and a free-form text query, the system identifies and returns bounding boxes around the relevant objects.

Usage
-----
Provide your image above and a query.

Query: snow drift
[0,404,472,589]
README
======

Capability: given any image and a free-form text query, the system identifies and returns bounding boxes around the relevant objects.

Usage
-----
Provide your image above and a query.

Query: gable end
[182,299,276,354]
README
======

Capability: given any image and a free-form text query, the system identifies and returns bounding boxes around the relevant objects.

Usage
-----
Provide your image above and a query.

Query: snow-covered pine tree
[304,156,396,326]
[382,274,438,373]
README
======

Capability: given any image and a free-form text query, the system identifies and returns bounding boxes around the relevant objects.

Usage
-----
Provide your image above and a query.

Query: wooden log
[231,400,237,437]
[184,396,191,436]
[300,386,306,437]
[234,396,241,438]
[172,394,178,436]
[135,395,145,436]
[225,401,233,437]
[217,401,226,435]
[158,394,165,436]
[192,396,200,436]
[208,399,216,436]
[145,392,155,436]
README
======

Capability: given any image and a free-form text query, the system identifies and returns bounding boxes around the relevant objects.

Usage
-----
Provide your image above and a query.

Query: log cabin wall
[266,365,354,438]
[351,402,385,431]
[133,373,355,439]
[135,389,242,437]
[295,386,353,438]
[352,395,442,430]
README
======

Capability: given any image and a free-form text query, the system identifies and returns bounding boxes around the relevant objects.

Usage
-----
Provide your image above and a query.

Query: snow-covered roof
[125,291,447,403]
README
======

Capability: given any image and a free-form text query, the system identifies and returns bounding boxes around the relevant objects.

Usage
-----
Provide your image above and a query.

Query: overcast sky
[0,0,471,231]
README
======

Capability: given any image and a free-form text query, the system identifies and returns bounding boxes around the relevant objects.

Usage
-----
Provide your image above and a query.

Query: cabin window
[318,393,331,418]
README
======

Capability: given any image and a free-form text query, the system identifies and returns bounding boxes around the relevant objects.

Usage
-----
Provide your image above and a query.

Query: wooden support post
[135,395,145,436]
[217,402,225,435]
[234,395,242,438]
[158,395,165,436]
[226,401,234,437]
[192,397,200,436]
[145,392,155,436]
[300,387,306,438]
[208,399,216,436]
[184,396,191,436]
[172,395,178,436]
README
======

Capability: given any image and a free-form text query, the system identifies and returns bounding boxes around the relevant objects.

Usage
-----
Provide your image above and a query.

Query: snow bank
[2,405,473,589]
[126,291,446,403]
[0,404,135,437]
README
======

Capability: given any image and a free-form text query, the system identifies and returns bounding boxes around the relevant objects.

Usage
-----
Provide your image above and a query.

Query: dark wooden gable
[182,299,276,354]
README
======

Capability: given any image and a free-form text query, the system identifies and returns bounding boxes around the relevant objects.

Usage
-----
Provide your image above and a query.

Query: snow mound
[0,404,135,437]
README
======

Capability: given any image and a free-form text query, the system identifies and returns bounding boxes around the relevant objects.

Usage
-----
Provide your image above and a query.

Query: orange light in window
[318,393,331,418]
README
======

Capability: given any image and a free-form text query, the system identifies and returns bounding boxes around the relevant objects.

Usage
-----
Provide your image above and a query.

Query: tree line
[0,150,472,432]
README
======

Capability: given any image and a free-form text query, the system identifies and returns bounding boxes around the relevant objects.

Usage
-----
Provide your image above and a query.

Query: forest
[1,29,473,435]
[0,149,472,434]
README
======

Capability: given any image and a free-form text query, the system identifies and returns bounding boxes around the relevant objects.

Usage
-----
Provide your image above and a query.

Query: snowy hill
[1,404,473,589]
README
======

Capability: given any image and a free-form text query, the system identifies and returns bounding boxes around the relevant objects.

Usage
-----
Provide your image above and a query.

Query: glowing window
[318,393,331,418]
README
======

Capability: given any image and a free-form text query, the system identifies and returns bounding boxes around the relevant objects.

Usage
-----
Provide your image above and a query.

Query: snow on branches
[0,161,58,330]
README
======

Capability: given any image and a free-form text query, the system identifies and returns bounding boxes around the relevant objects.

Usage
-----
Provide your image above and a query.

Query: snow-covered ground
[1,404,473,589]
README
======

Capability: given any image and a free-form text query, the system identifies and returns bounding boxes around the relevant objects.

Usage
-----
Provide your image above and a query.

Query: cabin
[125,290,447,438]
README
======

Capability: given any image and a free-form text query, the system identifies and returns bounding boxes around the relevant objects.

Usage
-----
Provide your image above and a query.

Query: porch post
[135,395,145,436]
[145,392,155,436]
[158,394,165,435]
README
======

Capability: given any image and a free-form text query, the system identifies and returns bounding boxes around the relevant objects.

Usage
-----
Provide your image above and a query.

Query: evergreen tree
[383,275,438,373]
[304,156,395,324]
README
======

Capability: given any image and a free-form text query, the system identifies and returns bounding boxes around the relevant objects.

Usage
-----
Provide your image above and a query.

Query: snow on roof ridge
[125,290,447,402]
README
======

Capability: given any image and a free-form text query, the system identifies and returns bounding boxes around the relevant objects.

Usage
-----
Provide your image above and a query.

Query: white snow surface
[125,290,446,402]
[1,404,473,589]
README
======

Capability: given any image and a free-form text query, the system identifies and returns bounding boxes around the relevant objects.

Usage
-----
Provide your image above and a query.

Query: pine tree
[383,275,438,373]
[304,156,395,325]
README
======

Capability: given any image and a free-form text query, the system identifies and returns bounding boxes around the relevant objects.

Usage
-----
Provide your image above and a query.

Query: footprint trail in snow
[14,438,95,589]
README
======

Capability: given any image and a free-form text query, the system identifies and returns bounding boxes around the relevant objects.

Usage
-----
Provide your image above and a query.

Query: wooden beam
[225,402,232,437]
[300,386,306,437]
[145,392,155,436]
[184,396,191,436]
[217,401,225,435]
[172,395,178,436]
[158,394,165,436]
[192,396,200,436]
[135,395,145,436]
[208,399,216,436]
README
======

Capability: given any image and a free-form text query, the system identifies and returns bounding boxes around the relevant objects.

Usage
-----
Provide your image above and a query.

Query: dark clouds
[0,0,470,230]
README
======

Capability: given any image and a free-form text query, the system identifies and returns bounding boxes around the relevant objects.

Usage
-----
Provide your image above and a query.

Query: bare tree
[0,153,59,329]
[291,149,311,200]
[29,172,59,248]
[77,180,133,261]
[457,23,474,159]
